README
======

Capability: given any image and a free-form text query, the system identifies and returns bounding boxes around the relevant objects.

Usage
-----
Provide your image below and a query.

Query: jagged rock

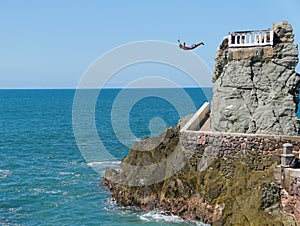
[211,21,300,135]
[274,21,294,43]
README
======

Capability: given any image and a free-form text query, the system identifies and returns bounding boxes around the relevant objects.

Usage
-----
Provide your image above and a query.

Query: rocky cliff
[102,120,297,225]
[211,21,300,135]
[102,21,299,225]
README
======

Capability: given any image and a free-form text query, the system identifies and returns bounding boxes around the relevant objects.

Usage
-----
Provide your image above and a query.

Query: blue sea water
[0,88,212,226]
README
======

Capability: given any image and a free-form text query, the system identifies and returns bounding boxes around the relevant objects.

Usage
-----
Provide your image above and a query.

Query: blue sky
[0,0,299,88]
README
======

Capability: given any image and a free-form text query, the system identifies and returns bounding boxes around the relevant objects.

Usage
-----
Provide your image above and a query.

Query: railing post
[270,30,274,45]
[248,33,251,45]
[254,33,257,44]
[259,33,262,44]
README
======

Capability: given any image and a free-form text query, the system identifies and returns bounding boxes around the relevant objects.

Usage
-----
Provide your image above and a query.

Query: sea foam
[0,169,10,179]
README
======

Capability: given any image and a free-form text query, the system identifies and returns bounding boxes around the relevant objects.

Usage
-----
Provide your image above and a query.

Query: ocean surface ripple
[0,88,211,225]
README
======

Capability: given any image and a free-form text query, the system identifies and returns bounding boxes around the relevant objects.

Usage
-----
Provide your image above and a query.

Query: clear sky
[0,0,299,88]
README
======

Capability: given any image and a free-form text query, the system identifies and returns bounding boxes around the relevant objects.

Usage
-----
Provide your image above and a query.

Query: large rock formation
[102,120,297,225]
[102,21,300,225]
[211,21,300,135]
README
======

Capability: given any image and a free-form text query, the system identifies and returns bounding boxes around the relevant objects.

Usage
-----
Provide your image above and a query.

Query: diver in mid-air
[178,39,204,50]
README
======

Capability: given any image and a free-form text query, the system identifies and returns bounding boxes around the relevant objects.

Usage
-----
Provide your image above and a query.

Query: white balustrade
[228,29,273,47]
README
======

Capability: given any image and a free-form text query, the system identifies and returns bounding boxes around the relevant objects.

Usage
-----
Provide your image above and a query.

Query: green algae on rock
[102,120,297,225]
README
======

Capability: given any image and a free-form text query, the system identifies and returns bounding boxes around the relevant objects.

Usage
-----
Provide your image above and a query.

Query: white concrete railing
[181,102,210,132]
[228,29,273,48]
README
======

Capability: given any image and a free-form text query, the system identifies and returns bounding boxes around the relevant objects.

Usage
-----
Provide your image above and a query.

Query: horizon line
[0,86,213,90]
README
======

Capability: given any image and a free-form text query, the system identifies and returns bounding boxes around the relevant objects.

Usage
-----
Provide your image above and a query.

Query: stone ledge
[230,46,274,60]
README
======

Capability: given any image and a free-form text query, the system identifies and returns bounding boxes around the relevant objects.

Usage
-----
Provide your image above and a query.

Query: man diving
[178,39,204,50]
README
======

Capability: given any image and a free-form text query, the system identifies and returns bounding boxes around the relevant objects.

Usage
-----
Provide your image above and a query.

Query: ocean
[0,88,212,226]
